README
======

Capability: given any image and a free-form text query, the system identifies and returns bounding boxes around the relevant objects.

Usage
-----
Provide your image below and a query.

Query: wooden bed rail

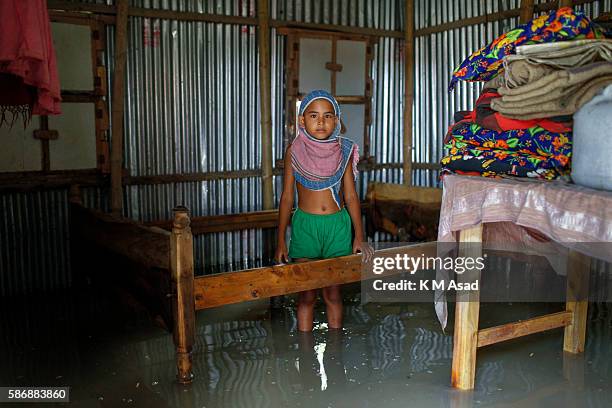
[192,242,437,310]
[170,241,437,383]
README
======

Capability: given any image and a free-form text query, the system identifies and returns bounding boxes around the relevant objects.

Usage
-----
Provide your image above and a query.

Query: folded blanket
[445,122,572,160]
[503,59,557,89]
[452,91,572,133]
[475,40,612,89]
[492,62,612,119]
[508,39,612,74]
[448,8,604,91]
[440,149,568,180]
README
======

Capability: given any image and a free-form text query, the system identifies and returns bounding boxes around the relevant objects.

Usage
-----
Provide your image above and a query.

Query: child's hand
[274,242,289,264]
[353,239,374,263]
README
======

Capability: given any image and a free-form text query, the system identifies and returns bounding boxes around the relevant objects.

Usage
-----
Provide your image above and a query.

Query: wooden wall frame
[280,28,376,163]
[19,13,111,174]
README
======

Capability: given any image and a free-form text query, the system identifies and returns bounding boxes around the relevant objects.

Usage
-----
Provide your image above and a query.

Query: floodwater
[1,286,611,408]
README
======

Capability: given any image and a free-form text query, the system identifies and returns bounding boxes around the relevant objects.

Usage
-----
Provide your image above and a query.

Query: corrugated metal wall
[1,0,610,293]
[413,0,521,187]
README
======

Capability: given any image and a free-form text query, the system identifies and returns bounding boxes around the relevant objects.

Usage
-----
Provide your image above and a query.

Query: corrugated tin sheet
[0,190,70,296]
[2,0,611,293]
[413,0,521,187]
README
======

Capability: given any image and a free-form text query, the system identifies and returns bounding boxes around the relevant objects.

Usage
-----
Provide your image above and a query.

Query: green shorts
[289,207,353,260]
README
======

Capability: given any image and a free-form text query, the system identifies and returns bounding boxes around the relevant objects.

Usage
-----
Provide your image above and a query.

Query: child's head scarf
[291,90,359,209]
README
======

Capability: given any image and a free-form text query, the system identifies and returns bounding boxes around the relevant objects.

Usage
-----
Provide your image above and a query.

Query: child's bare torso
[296,182,344,214]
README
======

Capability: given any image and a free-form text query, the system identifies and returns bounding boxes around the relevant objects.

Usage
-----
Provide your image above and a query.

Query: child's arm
[342,158,374,262]
[274,145,295,263]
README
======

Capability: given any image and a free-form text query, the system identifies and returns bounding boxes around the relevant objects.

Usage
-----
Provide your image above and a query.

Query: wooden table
[437,175,612,390]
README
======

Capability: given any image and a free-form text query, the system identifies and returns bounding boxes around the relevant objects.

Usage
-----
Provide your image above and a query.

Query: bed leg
[171,206,195,384]
[451,224,482,390]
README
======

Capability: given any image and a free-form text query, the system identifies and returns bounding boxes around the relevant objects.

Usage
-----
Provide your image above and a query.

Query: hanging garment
[0,0,61,126]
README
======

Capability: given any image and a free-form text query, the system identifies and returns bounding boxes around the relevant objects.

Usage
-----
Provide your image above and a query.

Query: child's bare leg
[297,290,317,331]
[294,258,316,332]
[322,285,343,329]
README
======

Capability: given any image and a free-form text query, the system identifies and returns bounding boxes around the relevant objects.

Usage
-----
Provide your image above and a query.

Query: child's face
[299,99,338,140]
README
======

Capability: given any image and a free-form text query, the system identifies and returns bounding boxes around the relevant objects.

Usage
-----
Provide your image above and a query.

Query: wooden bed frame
[67,184,439,383]
[68,183,590,389]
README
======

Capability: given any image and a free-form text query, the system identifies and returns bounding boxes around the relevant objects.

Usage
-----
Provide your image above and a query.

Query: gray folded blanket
[491,61,612,119]
[504,40,612,88]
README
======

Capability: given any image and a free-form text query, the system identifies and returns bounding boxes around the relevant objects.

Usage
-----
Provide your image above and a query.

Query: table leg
[563,250,590,354]
[451,224,483,390]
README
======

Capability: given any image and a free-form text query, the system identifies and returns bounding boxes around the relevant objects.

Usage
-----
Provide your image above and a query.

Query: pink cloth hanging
[0,0,61,126]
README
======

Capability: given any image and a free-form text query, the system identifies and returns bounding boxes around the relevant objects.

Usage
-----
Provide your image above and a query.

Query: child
[274,90,374,332]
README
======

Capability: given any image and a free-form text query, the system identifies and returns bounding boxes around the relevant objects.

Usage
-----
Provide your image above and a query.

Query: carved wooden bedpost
[171,206,195,384]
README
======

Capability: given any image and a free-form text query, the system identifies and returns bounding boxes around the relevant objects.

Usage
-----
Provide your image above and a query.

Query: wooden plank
[194,242,437,310]
[33,130,59,141]
[125,169,263,184]
[47,0,116,14]
[170,207,195,384]
[61,90,101,103]
[415,9,520,37]
[147,209,280,234]
[0,163,441,192]
[477,311,572,348]
[0,169,105,192]
[272,20,401,39]
[367,181,441,202]
[69,202,170,270]
[413,1,596,37]
[130,6,257,25]
[519,0,535,23]
[564,250,590,353]
[451,224,482,390]
[258,0,274,211]
[559,0,574,7]
[277,159,439,171]
[403,0,415,185]
[110,0,128,215]
[48,0,597,39]
[48,10,114,25]
[335,95,366,104]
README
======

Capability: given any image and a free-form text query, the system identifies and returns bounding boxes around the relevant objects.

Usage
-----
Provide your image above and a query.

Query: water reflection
[1,293,612,407]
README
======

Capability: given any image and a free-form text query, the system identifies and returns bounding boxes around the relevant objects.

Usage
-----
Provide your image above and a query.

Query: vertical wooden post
[451,224,483,390]
[110,0,129,215]
[403,0,415,185]
[563,250,590,354]
[40,116,51,171]
[559,0,574,8]
[258,0,274,211]
[68,184,82,206]
[519,0,535,23]
[171,206,195,384]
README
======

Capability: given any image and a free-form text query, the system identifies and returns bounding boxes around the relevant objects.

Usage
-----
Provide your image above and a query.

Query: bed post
[171,206,195,384]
